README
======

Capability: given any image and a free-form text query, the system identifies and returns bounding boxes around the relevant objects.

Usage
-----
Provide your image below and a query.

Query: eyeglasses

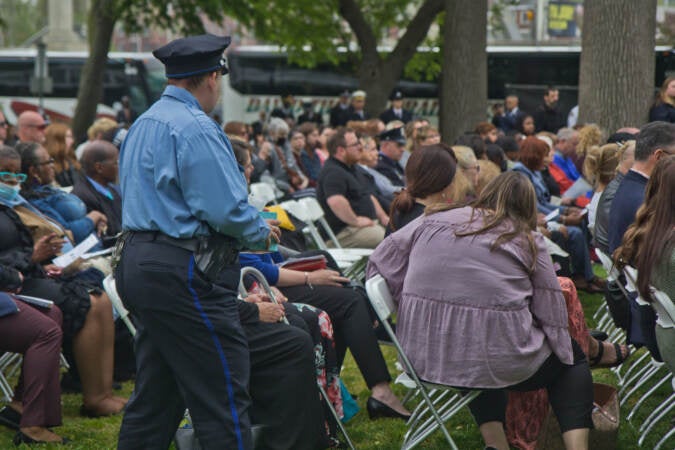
[35,158,55,166]
[25,124,47,130]
[0,172,27,183]
[345,141,362,149]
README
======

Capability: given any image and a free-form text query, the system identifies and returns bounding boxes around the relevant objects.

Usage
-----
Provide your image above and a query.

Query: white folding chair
[365,274,481,450]
[249,182,279,210]
[0,352,22,402]
[103,274,136,337]
[239,266,355,450]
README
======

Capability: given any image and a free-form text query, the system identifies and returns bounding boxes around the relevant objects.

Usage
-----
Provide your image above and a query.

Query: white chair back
[249,182,278,210]
[365,274,397,323]
[103,275,137,336]
[596,248,620,282]
[651,288,675,329]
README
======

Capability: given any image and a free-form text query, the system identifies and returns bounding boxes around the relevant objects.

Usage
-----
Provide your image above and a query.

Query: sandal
[590,341,629,369]
[573,277,605,294]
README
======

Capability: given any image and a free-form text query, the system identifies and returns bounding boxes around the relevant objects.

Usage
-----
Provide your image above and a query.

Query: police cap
[390,90,404,101]
[379,126,406,145]
[153,34,231,79]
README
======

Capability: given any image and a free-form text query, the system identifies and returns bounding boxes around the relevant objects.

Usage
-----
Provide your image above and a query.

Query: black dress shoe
[0,406,21,430]
[13,430,70,445]
[366,397,410,421]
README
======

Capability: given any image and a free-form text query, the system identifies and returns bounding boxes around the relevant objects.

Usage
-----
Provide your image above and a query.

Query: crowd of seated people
[0,146,125,442]
[2,84,674,450]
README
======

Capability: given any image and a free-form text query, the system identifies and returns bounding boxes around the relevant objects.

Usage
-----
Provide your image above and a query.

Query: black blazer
[71,178,123,239]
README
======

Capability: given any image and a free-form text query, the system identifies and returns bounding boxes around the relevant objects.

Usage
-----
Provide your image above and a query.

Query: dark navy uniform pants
[116,233,252,450]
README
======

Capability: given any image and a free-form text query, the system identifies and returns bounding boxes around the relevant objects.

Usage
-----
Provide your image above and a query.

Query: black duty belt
[129,230,240,281]
[130,231,200,252]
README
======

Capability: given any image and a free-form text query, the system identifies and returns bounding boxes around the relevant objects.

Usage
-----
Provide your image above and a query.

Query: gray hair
[267,117,289,139]
[556,127,577,142]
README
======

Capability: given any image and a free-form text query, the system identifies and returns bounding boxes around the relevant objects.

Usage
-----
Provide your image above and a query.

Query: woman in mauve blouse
[368,171,593,450]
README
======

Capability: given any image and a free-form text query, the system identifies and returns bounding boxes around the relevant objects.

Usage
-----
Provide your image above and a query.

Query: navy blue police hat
[379,126,406,145]
[390,90,404,101]
[152,34,231,79]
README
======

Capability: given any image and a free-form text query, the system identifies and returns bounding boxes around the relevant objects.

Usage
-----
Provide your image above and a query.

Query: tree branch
[338,0,379,60]
[388,0,444,70]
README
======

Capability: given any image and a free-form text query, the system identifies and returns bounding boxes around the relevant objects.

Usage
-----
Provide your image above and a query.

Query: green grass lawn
[1,285,673,449]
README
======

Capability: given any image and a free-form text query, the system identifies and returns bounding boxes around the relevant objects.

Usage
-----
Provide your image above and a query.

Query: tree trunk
[578,0,656,131]
[71,0,117,142]
[357,59,400,118]
[440,0,487,144]
[339,0,443,118]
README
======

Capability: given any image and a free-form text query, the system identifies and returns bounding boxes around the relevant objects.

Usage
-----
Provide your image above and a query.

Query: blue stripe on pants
[186,256,245,450]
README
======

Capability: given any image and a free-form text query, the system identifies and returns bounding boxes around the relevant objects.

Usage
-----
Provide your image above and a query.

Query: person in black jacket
[71,141,122,243]
[534,86,566,133]
[379,90,413,125]
[648,76,675,123]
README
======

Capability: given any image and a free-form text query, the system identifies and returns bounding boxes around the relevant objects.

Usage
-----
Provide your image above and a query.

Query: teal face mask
[0,181,21,202]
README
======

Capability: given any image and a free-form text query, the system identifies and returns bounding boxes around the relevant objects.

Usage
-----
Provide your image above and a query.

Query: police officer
[115,35,279,450]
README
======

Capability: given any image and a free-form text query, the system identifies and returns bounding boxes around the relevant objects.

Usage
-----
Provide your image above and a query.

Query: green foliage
[0,0,45,47]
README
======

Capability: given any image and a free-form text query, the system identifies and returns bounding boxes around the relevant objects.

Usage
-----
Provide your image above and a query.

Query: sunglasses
[25,123,48,130]
[0,172,27,183]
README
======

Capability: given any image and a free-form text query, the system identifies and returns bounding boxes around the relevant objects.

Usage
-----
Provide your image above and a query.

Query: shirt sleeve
[177,121,269,246]
[239,252,280,286]
[528,232,573,365]
[366,219,418,303]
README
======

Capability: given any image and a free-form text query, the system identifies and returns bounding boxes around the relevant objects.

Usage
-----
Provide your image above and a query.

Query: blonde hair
[450,145,477,200]
[451,145,477,170]
[583,143,619,187]
[87,118,118,141]
[576,124,603,157]
[476,160,501,195]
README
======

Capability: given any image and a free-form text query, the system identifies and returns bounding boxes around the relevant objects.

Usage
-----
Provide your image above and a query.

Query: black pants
[468,339,593,433]
[116,234,252,450]
[280,283,391,388]
[242,320,327,450]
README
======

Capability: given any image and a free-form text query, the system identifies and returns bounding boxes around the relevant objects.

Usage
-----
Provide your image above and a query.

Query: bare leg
[72,294,123,416]
[561,428,589,450]
[478,421,509,450]
[370,382,410,415]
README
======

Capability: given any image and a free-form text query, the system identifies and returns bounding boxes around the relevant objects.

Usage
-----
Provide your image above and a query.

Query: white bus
[0,49,165,124]
[220,45,675,125]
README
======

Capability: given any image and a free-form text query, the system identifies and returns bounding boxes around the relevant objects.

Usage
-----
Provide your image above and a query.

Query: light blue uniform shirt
[120,85,269,247]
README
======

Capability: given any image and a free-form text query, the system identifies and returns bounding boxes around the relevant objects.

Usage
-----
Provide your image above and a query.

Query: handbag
[279,255,328,272]
[536,383,619,450]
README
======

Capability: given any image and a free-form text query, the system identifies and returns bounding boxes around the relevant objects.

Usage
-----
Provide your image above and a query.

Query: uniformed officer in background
[115,34,279,450]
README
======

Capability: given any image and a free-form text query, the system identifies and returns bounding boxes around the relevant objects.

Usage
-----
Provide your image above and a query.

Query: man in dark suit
[329,90,352,127]
[71,140,122,243]
[379,90,413,125]
[492,94,526,133]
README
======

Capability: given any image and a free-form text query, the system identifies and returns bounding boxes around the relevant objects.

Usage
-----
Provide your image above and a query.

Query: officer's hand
[257,302,285,323]
[267,224,281,248]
